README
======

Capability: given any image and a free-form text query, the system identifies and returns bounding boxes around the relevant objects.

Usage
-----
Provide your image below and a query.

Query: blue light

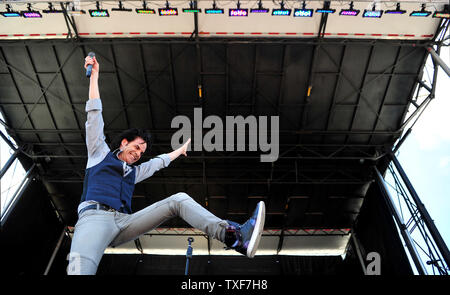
[293,9,313,17]
[363,9,383,18]
[272,9,291,16]
[316,9,335,14]
[250,8,269,13]
[205,8,224,14]
[1,12,21,17]
[410,11,431,17]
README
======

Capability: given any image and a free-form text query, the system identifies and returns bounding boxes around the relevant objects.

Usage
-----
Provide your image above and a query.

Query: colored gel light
[385,10,406,14]
[272,9,291,16]
[158,8,178,16]
[205,9,224,14]
[136,9,155,14]
[89,10,109,17]
[293,9,313,17]
[363,10,383,18]
[316,9,335,14]
[250,8,269,13]
[433,12,450,18]
[183,9,201,13]
[43,10,64,13]
[1,12,21,17]
[339,9,359,16]
[23,11,42,18]
[229,9,248,17]
[410,11,431,17]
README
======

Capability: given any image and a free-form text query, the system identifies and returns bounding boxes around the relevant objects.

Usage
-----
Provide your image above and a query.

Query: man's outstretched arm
[84,56,109,168]
[135,139,191,184]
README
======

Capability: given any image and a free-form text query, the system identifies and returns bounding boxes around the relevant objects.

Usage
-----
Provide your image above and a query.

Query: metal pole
[185,237,194,275]
[351,232,367,275]
[427,47,450,78]
[389,154,450,269]
[44,228,67,275]
[0,149,20,179]
[1,164,35,223]
[374,167,427,275]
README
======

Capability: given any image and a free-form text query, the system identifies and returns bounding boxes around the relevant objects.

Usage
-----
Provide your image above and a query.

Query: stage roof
[0,0,448,255]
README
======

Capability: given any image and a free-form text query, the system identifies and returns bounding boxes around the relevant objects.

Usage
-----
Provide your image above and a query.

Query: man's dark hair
[110,128,152,153]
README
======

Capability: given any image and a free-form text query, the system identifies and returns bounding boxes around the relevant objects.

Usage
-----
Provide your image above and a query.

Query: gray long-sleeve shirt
[78,98,171,213]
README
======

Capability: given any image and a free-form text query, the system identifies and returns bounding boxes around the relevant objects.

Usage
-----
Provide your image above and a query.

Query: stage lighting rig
[183,1,201,13]
[136,1,155,14]
[0,4,21,17]
[385,3,406,15]
[112,1,132,12]
[316,1,335,14]
[362,4,383,18]
[159,1,178,16]
[89,1,109,17]
[229,0,248,17]
[250,0,269,13]
[43,2,64,14]
[272,1,291,16]
[410,4,431,17]
[205,1,224,14]
[433,4,449,19]
[339,1,359,16]
[21,3,42,18]
[293,1,313,17]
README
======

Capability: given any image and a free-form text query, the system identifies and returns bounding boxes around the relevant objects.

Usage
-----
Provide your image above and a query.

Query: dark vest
[81,151,136,214]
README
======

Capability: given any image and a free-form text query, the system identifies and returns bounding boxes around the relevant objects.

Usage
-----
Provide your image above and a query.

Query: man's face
[119,137,147,164]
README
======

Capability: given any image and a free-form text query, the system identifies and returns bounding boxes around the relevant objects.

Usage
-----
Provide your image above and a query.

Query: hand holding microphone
[84,52,99,78]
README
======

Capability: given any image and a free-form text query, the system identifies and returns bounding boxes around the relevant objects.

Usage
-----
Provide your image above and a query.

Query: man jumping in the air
[67,55,266,275]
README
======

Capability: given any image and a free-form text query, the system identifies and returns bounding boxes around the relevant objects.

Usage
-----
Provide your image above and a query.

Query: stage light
[43,2,64,14]
[112,1,132,12]
[294,8,313,17]
[316,1,335,14]
[272,1,291,16]
[433,5,449,18]
[385,3,406,15]
[410,4,431,17]
[183,1,201,13]
[339,1,359,16]
[229,1,248,17]
[293,1,313,17]
[89,1,109,17]
[205,1,224,14]
[21,3,42,18]
[0,4,21,17]
[250,0,269,13]
[363,5,383,18]
[316,9,335,14]
[159,1,178,16]
[136,1,155,14]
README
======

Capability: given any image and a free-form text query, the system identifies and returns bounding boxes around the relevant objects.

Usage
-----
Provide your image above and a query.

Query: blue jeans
[67,192,228,275]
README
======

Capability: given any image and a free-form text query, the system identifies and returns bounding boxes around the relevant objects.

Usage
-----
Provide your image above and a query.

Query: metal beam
[389,154,450,269]
[374,166,427,275]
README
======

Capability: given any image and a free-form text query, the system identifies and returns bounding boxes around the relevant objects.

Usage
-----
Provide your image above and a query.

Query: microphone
[86,52,96,78]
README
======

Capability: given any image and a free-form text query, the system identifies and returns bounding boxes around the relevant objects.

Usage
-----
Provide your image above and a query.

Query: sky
[394,44,450,268]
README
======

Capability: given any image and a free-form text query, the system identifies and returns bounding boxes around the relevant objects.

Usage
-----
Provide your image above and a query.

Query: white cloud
[439,156,450,168]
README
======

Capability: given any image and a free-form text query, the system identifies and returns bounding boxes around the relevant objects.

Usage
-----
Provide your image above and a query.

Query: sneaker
[224,201,266,258]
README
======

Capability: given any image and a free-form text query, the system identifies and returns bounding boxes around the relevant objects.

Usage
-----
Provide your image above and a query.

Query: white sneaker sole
[246,201,266,258]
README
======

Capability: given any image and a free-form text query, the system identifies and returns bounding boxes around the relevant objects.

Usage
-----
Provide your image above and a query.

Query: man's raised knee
[172,192,192,202]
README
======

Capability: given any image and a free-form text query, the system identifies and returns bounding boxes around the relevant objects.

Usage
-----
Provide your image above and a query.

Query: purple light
[339,10,359,16]
[23,11,42,18]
